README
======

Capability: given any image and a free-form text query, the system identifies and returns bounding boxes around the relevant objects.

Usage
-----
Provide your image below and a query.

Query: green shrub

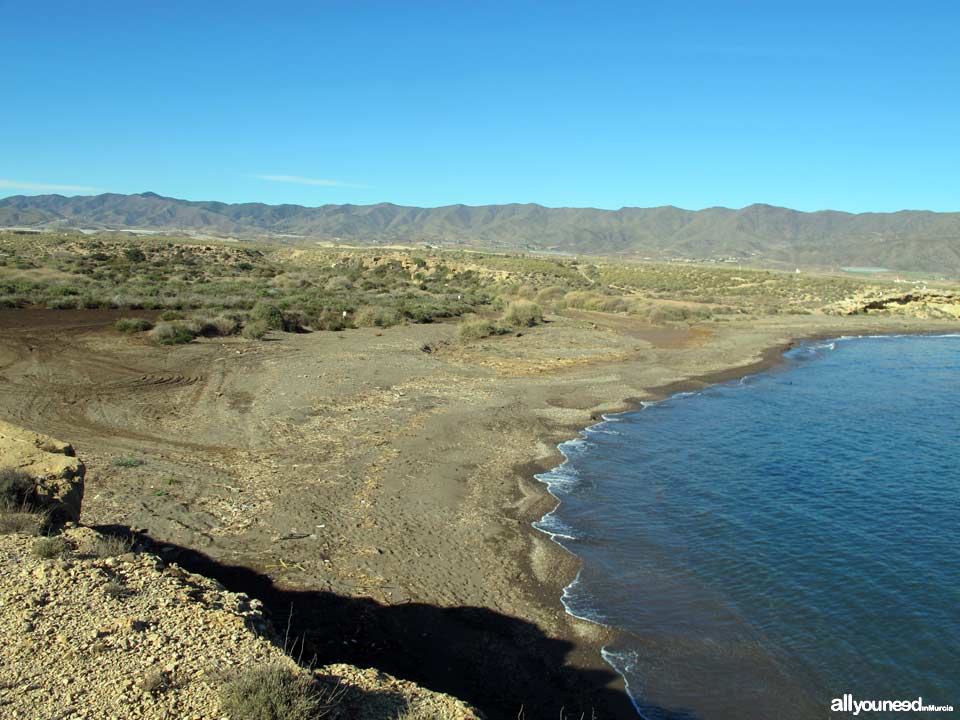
[646,305,690,323]
[159,310,184,321]
[250,302,286,331]
[151,321,195,345]
[115,317,154,333]
[124,247,146,263]
[187,315,239,337]
[218,664,337,720]
[324,276,352,291]
[504,300,543,327]
[242,319,270,340]
[47,296,80,310]
[354,306,403,328]
[310,308,349,331]
[458,318,510,341]
[112,457,145,468]
[32,536,68,559]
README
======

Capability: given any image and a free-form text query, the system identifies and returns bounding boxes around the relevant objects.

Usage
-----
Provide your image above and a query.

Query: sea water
[536,334,960,719]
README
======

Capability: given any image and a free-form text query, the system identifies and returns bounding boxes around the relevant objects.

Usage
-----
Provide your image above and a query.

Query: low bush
[457,318,510,341]
[219,664,338,720]
[250,302,287,331]
[504,300,543,327]
[354,305,403,328]
[241,319,270,340]
[47,297,80,310]
[89,533,135,557]
[187,315,240,338]
[112,457,145,468]
[115,317,154,333]
[159,310,184,321]
[535,285,567,307]
[324,275,353,291]
[32,536,68,559]
[151,321,196,345]
[309,307,349,331]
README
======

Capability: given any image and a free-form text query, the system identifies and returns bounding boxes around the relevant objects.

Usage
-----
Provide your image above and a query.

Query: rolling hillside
[2,192,960,275]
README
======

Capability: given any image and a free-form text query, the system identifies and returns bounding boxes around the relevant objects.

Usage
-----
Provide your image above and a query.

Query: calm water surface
[536,334,960,719]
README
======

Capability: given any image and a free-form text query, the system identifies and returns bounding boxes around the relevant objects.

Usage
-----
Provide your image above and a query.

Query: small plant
[90,533,135,557]
[115,317,154,333]
[187,315,240,337]
[123,247,146,263]
[457,318,509,341]
[241,319,270,340]
[324,275,352,291]
[503,300,543,327]
[32,536,68,559]
[250,302,287,331]
[219,664,338,720]
[112,457,145,468]
[309,307,349,331]
[354,305,403,328]
[159,310,184,321]
[151,321,196,345]
[0,467,35,509]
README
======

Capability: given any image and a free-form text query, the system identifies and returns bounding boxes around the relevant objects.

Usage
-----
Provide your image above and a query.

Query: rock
[0,420,84,523]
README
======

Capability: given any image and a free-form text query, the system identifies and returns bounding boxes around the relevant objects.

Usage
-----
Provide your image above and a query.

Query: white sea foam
[600,647,646,716]
[533,512,579,540]
[557,571,610,626]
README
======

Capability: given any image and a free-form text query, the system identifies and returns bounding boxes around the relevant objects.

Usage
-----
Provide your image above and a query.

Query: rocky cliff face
[0,420,85,524]
[0,422,481,719]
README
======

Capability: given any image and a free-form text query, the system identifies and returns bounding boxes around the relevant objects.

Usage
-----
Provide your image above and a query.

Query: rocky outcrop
[0,420,84,523]
[826,289,960,319]
[0,427,482,718]
[0,528,482,719]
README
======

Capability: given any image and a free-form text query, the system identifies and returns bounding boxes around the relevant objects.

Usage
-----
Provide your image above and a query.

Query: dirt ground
[1,307,955,718]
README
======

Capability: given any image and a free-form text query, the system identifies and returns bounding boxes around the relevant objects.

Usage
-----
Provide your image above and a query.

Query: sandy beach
[0,308,955,718]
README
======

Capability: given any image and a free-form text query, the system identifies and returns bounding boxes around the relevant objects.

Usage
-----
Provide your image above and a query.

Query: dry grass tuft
[219,664,339,720]
[0,510,45,535]
[503,300,543,327]
[89,533,135,558]
[32,536,68,559]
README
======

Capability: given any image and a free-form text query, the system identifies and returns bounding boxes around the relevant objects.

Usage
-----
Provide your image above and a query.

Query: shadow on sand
[102,527,700,720]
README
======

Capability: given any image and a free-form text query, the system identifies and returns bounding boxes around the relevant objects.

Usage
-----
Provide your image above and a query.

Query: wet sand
[0,308,955,718]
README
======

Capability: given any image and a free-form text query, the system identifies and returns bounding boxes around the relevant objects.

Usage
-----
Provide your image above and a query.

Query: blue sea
[535,334,960,719]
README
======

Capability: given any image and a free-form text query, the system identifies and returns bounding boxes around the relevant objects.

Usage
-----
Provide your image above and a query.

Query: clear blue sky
[2,1,958,212]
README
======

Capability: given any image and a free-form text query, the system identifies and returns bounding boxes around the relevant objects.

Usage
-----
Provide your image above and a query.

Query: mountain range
[2,192,959,275]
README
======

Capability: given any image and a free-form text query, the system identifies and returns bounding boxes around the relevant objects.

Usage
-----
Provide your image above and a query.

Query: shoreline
[507,338,798,715]
[2,309,958,718]
[514,323,960,717]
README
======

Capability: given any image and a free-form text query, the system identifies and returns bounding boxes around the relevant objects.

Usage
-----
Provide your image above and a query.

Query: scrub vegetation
[0,230,929,345]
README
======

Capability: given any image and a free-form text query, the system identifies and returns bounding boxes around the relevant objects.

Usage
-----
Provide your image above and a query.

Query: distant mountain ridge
[2,191,960,275]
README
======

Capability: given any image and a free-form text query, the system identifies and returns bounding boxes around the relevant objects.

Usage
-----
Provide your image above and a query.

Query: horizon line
[0,190,955,216]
